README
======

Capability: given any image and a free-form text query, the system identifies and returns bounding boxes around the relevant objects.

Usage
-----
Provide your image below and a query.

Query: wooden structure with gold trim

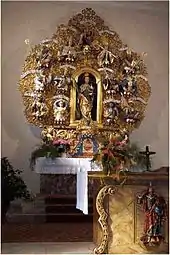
[90,168,169,254]
[18,8,151,156]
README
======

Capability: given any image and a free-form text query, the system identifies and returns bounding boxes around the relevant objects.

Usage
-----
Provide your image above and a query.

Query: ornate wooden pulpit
[90,168,169,254]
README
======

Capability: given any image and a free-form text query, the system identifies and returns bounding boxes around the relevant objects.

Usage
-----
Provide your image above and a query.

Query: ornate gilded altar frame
[70,67,103,128]
[19,8,151,138]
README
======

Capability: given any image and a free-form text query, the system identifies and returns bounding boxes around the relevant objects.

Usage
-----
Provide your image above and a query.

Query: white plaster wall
[1,1,169,193]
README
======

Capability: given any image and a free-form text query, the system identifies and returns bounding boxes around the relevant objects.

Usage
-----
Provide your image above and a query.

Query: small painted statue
[34,74,45,92]
[36,47,52,71]
[58,36,76,63]
[53,68,71,91]
[53,99,68,124]
[118,76,137,97]
[78,28,93,47]
[124,108,140,124]
[97,42,117,67]
[137,184,167,245]
[103,102,119,124]
[31,97,47,120]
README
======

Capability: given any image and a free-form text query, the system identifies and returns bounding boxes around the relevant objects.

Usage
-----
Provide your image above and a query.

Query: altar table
[35,157,102,214]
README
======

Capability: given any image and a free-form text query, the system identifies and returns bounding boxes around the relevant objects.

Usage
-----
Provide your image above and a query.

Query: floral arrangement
[30,138,71,168]
[92,134,148,180]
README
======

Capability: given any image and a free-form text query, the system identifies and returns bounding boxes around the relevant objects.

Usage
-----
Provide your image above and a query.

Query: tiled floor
[1,242,95,254]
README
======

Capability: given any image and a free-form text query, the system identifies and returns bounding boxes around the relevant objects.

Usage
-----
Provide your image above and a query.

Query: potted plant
[30,138,71,168]
[1,157,30,223]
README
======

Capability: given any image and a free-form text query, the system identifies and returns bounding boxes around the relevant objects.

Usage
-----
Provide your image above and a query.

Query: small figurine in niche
[57,36,76,63]
[110,79,120,94]
[53,99,68,124]
[102,71,114,91]
[53,68,71,91]
[120,95,130,114]
[34,75,44,93]
[118,78,129,96]
[97,42,117,67]
[103,102,119,124]
[78,28,93,47]
[31,97,47,120]
[124,108,140,124]
[126,76,138,96]
[102,76,111,91]
[36,46,52,71]
[53,76,67,90]
[137,183,167,246]
[123,57,141,76]
[102,71,117,91]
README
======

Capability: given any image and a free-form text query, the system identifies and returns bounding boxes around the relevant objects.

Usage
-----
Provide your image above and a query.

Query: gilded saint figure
[76,72,97,124]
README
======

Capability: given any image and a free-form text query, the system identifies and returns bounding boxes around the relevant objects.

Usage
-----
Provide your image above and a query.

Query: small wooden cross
[140,145,156,171]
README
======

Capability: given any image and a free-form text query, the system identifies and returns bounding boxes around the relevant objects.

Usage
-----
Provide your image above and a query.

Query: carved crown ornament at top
[18,8,151,141]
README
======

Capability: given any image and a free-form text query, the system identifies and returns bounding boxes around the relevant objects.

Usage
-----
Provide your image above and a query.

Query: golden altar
[18,7,150,156]
[17,8,169,254]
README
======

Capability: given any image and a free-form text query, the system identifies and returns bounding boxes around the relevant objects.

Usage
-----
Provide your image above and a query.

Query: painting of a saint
[76,72,97,124]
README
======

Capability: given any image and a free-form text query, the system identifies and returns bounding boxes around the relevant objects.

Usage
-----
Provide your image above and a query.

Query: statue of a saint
[58,36,76,63]
[36,46,52,71]
[127,76,138,96]
[54,99,68,124]
[78,29,93,47]
[103,102,119,124]
[137,184,167,245]
[76,72,96,124]
[97,42,117,67]
[53,68,71,91]
[31,97,47,120]
[124,108,140,124]
[34,74,46,92]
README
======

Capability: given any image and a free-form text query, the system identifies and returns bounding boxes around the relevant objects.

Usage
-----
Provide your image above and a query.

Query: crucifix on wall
[140,145,156,171]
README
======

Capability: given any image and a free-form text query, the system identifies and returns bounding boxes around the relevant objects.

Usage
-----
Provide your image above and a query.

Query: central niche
[70,67,102,126]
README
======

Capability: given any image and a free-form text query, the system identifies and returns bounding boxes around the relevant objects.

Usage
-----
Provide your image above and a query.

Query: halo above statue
[19,8,151,156]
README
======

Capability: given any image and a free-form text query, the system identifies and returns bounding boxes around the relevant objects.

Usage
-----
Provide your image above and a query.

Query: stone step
[45,196,93,205]
[46,213,93,223]
[44,195,93,223]
[7,195,93,223]
[45,205,93,214]
[7,212,93,223]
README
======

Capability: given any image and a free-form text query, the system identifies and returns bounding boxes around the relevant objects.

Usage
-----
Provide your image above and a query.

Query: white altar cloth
[35,157,101,214]
[35,157,92,174]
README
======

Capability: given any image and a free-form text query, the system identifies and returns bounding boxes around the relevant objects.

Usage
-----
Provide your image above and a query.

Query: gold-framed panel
[70,67,103,127]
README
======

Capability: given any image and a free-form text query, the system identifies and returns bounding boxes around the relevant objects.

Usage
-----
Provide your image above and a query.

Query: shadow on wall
[1,121,41,193]
[131,99,169,169]
[11,136,41,194]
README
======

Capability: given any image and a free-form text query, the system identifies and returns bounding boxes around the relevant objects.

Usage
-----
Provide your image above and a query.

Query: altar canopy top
[19,8,151,147]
